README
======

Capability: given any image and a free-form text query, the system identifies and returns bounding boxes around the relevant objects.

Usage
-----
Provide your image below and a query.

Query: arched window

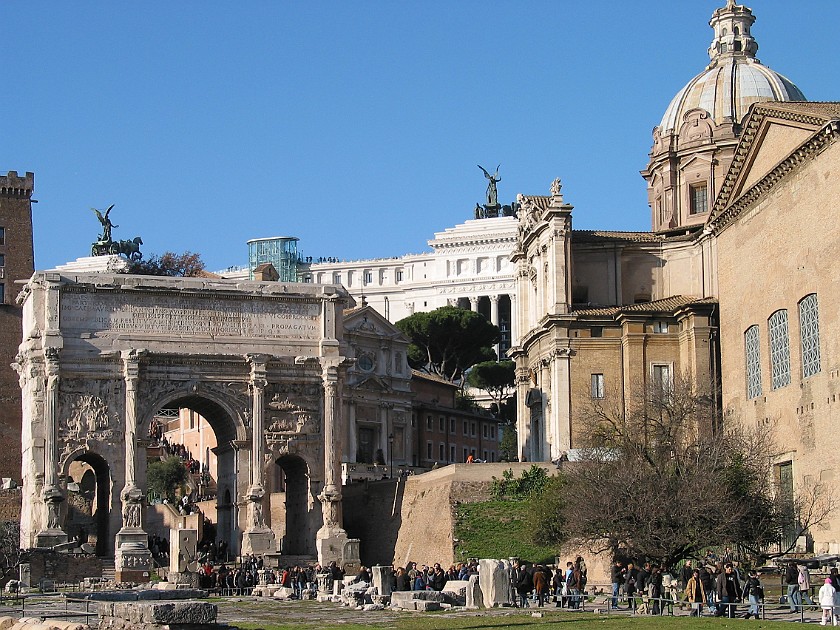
[745,325,762,399]
[768,310,791,389]
[799,293,821,378]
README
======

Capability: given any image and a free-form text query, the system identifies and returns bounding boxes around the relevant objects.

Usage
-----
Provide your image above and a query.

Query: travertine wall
[717,139,840,549]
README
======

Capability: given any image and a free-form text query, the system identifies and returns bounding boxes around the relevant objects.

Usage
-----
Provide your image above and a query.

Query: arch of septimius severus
[13,269,358,581]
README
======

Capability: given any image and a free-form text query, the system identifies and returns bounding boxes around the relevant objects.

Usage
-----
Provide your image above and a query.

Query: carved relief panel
[57,378,124,469]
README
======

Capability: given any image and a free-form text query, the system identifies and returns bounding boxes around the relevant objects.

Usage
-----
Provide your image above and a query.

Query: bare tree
[531,375,834,566]
[0,521,22,583]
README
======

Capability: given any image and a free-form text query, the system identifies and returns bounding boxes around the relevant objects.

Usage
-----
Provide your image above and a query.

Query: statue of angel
[478,164,501,207]
[92,204,118,243]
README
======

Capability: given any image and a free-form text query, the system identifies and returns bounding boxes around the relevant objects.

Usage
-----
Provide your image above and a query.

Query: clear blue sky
[3,1,838,272]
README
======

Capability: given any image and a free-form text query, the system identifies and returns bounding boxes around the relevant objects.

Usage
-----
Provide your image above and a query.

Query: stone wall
[28,549,103,585]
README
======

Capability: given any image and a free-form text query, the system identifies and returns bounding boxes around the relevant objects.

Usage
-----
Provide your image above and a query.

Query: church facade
[511,1,840,552]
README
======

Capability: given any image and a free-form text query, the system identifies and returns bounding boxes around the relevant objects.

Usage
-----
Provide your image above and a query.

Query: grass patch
[454,499,557,564]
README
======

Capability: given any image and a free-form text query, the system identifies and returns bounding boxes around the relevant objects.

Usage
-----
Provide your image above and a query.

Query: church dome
[658,0,805,134]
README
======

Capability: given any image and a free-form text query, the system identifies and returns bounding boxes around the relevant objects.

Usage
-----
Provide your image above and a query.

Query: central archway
[139,391,246,560]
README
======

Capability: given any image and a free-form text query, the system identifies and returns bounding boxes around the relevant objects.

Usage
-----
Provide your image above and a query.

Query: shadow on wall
[343,478,405,567]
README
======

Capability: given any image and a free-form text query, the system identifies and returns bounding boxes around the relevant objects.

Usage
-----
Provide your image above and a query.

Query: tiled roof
[572,295,717,317]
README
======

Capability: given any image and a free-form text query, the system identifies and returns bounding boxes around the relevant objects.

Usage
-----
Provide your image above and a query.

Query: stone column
[115,348,153,582]
[35,347,68,547]
[316,360,350,567]
[241,354,276,556]
[490,294,500,358]
[469,296,479,312]
[379,403,390,466]
[509,294,518,347]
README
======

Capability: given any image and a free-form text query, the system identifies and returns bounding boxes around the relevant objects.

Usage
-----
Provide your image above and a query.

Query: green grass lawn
[453,499,558,564]
[234,612,781,630]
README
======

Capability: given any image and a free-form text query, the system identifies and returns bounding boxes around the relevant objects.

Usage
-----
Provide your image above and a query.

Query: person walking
[785,561,801,613]
[625,562,639,612]
[741,569,763,619]
[610,560,624,609]
[715,563,741,618]
[685,568,706,617]
[800,564,816,607]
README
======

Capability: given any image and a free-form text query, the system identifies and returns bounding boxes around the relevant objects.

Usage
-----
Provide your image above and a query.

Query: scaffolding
[247,236,299,282]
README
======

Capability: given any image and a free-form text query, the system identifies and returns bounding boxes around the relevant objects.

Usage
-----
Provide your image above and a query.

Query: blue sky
[3,1,838,272]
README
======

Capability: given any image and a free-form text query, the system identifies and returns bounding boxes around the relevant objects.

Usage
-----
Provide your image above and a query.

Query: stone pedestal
[52,254,129,274]
[34,529,68,548]
[115,542,154,583]
[315,529,347,568]
[241,528,276,556]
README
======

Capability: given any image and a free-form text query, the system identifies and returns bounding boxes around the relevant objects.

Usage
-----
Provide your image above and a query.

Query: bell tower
[0,171,34,482]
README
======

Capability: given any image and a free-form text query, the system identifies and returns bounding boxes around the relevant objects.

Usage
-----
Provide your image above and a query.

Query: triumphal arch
[15,269,355,581]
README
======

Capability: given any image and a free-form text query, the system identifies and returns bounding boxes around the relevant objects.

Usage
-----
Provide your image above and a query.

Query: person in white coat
[818,578,836,626]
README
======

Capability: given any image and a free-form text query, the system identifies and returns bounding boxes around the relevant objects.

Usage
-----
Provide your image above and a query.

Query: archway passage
[272,455,314,556]
[65,452,111,557]
[143,394,240,563]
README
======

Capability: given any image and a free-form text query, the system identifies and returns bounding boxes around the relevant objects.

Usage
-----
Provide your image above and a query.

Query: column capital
[489,294,500,303]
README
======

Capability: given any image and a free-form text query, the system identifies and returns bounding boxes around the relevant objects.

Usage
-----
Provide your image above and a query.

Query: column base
[115,528,153,583]
[34,529,68,549]
[241,528,276,556]
[316,527,356,569]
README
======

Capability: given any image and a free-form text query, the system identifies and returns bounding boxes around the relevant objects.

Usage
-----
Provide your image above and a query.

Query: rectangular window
[799,294,821,378]
[651,364,672,399]
[439,417,445,432]
[483,450,488,461]
[439,443,445,460]
[690,183,708,215]
[491,452,496,462]
[463,448,468,462]
[470,422,476,437]
[463,421,468,436]
[491,426,496,439]
[769,310,791,389]
[333,273,342,284]
[426,442,432,460]
[0,283,4,304]
[395,270,403,283]
[590,326,603,338]
[745,325,762,399]
[591,373,605,399]
[426,415,432,430]
[449,418,455,434]
[0,253,5,267]
[483,425,488,438]
[364,271,373,284]
[0,227,4,245]
[652,321,669,333]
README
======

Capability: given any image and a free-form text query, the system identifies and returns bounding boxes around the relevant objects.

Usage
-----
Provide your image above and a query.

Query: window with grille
[768,310,791,389]
[690,184,708,215]
[745,325,762,399]
[799,294,821,378]
[651,364,672,398]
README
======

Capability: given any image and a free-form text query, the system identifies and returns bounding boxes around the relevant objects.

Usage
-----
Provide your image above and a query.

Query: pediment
[350,374,393,393]
[732,118,817,196]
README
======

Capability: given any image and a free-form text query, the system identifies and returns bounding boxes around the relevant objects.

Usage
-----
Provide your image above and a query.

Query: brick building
[0,171,34,482]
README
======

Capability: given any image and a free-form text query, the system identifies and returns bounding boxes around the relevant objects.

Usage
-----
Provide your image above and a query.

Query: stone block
[466,574,484,609]
[273,587,295,599]
[479,559,512,607]
[0,618,14,630]
[415,600,442,611]
[442,579,469,595]
[372,565,394,596]
[105,601,217,625]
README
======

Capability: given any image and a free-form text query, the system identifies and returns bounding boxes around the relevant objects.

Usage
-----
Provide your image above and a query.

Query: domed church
[511,0,840,551]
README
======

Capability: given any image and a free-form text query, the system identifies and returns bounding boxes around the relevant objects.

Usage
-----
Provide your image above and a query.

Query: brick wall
[27,549,103,584]
[0,171,35,482]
